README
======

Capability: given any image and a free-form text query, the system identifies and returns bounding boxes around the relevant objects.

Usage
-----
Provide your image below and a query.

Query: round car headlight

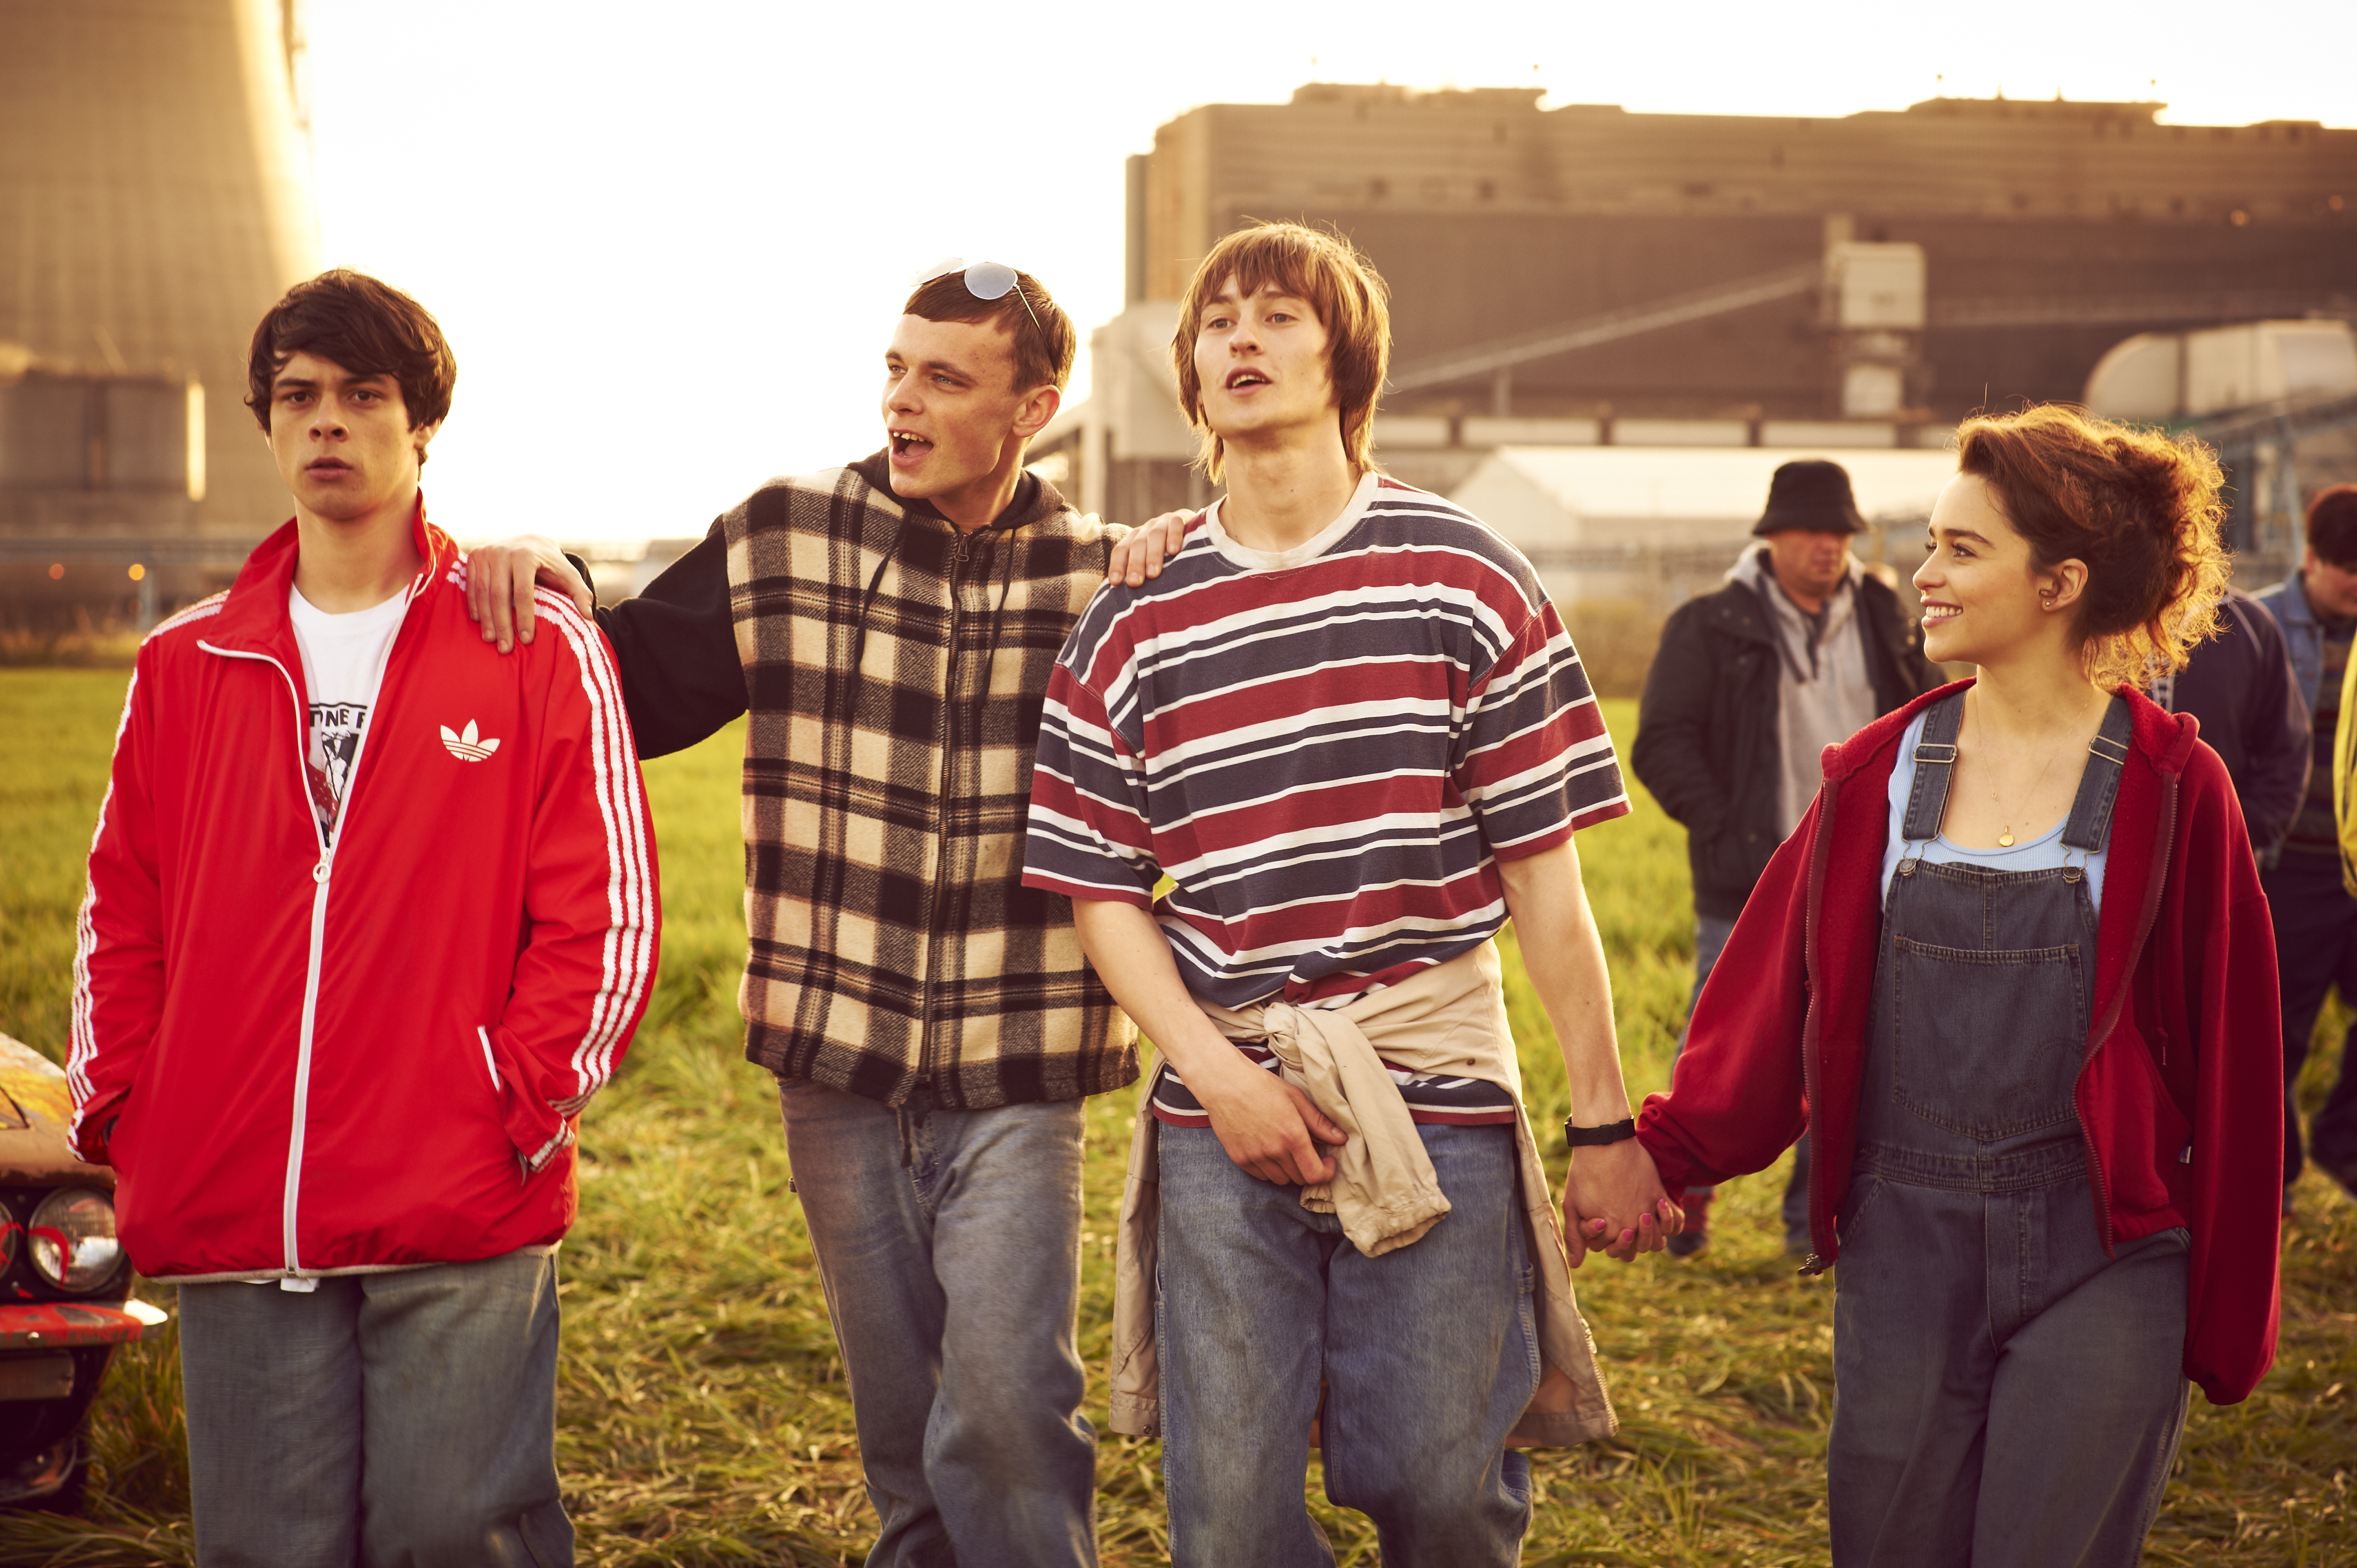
[29,1187,123,1293]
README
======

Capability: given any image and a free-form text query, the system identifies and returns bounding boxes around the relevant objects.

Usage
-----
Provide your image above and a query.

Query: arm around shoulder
[588,523,748,758]
[470,524,747,759]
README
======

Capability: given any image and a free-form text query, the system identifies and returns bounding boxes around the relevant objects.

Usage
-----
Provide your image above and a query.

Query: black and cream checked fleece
[721,453,1138,1108]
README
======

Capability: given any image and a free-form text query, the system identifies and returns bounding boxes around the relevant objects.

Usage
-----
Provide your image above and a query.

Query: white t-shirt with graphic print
[287,585,407,845]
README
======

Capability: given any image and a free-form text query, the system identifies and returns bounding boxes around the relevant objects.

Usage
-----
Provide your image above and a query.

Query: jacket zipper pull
[313,850,332,884]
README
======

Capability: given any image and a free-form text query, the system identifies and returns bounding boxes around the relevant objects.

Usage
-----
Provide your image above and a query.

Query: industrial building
[0,0,320,630]
[1038,82,2357,592]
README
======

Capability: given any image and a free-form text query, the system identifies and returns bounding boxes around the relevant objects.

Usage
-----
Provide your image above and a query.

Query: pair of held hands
[461,514,1679,1263]
[1182,1051,1682,1268]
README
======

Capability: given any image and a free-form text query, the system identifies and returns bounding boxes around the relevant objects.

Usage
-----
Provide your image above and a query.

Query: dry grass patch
[1,673,2352,1565]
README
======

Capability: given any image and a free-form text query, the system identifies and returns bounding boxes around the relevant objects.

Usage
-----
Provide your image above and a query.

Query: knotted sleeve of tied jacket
[1106,943,1619,1447]
[1197,994,1452,1255]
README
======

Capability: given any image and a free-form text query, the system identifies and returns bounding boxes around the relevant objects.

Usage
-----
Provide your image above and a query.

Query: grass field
[2,666,2352,1565]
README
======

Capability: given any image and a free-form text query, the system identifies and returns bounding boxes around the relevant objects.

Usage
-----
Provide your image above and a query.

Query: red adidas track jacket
[68,504,658,1282]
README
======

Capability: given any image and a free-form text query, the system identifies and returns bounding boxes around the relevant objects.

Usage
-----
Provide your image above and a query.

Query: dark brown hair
[901,268,1077,394]
[245,270,456,452]
[2308,484,2357,567]
[1954,405,2228,689]
[1171,223,1391,483]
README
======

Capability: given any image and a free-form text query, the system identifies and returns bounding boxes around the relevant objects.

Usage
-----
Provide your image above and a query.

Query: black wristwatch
[1565,1117,1637,1148]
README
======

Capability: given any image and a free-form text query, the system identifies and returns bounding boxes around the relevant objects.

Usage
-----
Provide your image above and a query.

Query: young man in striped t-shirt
[1024,223,1679,1564]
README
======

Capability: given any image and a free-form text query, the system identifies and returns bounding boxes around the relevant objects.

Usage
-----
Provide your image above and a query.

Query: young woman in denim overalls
[1634,408,2286,1566]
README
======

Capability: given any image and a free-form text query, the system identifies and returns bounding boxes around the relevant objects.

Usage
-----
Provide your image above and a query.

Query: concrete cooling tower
[1,0,321,623]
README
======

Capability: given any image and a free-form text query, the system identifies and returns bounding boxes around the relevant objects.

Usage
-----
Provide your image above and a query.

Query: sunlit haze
[302,0,2350,541]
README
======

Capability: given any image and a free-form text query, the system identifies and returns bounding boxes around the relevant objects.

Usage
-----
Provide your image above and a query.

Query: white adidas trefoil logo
[440,720,501,763]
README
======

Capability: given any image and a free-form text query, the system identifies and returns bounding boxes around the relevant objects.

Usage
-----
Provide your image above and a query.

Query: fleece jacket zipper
[915,530,968,1096]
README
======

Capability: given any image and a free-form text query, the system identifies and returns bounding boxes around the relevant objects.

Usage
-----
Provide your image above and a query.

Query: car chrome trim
[0,1297,168,1350]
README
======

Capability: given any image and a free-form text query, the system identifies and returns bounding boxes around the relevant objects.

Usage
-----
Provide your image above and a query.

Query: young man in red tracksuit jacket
[70,270,657,1567]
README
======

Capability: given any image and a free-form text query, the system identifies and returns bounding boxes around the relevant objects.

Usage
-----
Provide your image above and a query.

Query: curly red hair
[1954,406,2229,690]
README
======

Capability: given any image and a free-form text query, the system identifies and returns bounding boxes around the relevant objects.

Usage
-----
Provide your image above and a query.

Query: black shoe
[1666,1227,1710,1260]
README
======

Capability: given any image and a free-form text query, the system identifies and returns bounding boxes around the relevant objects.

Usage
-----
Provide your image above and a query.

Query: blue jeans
[778,1078,1095,1568]
[1156,1121,1536,1568]
[177,1251,569,1568]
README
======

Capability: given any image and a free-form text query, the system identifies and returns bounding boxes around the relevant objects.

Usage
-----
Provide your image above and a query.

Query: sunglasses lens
[911,256,965,289]
[963,261,1018,301]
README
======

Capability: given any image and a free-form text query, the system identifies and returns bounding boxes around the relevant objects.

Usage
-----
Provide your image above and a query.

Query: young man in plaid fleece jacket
[469,263,1135,1565]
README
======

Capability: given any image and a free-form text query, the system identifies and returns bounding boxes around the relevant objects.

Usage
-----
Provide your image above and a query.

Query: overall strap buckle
[2060,695,2137,853]
[1897,693,1968,864]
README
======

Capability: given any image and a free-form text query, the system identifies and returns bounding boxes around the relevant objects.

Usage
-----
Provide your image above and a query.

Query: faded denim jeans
[177,1250,570,1568]
[1155,1120,1536,1568]
[778,1077,1095,1568]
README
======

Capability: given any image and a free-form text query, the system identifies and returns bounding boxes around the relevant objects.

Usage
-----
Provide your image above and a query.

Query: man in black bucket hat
[1632,458,1941,1256]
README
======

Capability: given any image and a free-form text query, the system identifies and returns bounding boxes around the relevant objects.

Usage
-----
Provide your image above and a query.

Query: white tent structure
[1452,445,1964,610]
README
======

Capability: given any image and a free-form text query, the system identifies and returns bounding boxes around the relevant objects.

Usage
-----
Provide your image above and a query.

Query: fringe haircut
[1170,223,1391,484]
[247,269,455,445]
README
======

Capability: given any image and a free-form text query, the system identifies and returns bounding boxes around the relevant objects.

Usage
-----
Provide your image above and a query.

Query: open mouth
[889,430,933,460]
[1921,604,1961,626]
[1224,369,1269,390]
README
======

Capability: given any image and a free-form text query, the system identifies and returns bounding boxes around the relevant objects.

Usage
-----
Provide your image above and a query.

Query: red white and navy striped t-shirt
[1023,471,1630,1033]
[1143,1040,1525,1128]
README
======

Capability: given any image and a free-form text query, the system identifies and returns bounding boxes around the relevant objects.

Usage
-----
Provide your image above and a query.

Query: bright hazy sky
[303,0,2351,542]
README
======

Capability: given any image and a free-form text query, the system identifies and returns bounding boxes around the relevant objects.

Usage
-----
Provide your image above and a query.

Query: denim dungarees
[1827,692,2193,1568]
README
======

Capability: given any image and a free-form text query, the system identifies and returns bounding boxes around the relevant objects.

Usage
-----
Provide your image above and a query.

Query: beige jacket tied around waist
[1109,941,1619,1448]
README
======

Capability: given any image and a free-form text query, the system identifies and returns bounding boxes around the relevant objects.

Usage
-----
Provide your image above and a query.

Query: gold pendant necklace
[1992,744,2063,847]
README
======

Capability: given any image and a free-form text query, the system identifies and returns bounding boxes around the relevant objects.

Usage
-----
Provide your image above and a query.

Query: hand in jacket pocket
[478,1025,574,1178]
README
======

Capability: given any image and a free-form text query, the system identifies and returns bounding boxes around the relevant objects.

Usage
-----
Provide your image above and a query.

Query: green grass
[1,667,2353,1565]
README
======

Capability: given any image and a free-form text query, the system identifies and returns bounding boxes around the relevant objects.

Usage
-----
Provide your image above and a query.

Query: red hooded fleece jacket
[1637,680,2282,1406]
[68,505,658,1282]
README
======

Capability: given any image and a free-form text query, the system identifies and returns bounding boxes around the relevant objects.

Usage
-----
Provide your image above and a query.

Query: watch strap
[1564,1116,1638,1148]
